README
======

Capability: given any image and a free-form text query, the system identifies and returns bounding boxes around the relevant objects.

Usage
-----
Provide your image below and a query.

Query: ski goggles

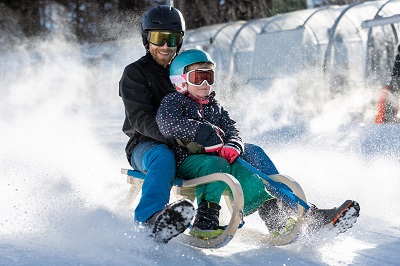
[170,69,215,86]
[147,31,183,47]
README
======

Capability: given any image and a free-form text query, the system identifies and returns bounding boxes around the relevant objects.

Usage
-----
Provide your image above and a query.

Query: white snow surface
[1,35,400,266]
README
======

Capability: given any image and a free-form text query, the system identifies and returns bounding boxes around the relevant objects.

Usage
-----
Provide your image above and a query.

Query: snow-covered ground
[1,32,400,265]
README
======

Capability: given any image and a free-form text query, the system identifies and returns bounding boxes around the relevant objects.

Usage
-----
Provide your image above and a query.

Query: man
[119,5,195,244]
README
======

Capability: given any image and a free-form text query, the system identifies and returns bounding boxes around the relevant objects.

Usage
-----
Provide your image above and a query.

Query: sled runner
[120,164,308,248]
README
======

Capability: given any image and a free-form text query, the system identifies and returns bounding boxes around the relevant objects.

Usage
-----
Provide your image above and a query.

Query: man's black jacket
[119,52,176,162]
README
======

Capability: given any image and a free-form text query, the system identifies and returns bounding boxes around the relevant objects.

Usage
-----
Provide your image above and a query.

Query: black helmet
[141,5,186,51]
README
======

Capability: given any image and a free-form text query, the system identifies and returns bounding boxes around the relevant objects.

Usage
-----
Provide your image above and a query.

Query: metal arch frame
[299,5,331,29]
[225,16,281,79]
[322,1,366,77]
[364,0,400,80]
[226,6,331,80]
[211,21,247,46]
[183,21,244,49]
[227,18,265,76]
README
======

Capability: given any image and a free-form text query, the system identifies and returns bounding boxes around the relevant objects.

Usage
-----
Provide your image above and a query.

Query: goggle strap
[170,74,187,84]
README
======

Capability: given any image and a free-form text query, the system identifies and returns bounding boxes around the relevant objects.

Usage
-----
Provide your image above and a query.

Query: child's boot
[190,200,225,239]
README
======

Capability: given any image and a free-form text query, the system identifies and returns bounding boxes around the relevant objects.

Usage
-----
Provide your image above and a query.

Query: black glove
[195,122,224,153]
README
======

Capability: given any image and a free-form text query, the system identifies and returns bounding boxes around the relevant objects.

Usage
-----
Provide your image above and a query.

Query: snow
[1,34,400,266]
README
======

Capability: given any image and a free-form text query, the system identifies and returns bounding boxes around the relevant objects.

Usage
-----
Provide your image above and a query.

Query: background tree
[0,0,359,42]
[172,0,305,28]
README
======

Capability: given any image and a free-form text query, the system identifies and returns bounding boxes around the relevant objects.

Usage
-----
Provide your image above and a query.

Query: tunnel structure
[181,0,400,107]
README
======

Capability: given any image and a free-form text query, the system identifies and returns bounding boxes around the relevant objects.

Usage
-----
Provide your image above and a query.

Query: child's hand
[203,132,224,153]
[218,145,240,164]
[195,122,224,152]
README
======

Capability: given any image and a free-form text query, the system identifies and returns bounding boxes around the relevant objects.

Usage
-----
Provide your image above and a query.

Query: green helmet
[170,49,214,77]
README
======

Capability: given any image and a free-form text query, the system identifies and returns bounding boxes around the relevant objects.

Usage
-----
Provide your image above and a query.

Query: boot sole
[152,200,196,243]
[331,200,360,234]
[189,228,224,240]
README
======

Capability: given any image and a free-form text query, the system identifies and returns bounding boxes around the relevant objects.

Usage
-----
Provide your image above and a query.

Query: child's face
[186,63,213,99]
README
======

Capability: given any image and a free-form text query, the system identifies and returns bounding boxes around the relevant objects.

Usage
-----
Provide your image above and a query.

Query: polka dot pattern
[156,91,243,166]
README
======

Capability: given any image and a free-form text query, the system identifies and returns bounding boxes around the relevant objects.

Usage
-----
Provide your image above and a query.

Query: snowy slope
[1,34,400,266]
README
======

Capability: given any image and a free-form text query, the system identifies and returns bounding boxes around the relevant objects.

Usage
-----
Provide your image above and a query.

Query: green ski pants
[177,154,274,215]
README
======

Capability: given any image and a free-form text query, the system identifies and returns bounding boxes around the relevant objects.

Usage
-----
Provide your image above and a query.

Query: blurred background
[2,0,400,125]
[0,0,358,41]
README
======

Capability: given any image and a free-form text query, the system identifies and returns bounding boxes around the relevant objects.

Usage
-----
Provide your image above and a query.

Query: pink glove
[218,145,240,164]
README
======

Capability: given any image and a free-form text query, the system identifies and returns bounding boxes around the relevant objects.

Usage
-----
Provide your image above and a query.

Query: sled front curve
[177,173,244,248]
[121,169,245,248]
[261,174,307,246]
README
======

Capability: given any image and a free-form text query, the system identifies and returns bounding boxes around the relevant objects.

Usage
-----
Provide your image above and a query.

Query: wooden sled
[120,168,308,248]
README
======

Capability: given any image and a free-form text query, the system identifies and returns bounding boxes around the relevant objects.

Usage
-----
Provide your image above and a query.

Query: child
[156,49,360,239]
[156,49,275,238]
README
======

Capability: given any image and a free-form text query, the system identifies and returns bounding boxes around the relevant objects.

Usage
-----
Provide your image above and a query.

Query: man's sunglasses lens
[148,31,183,47]
[187,69,214,86]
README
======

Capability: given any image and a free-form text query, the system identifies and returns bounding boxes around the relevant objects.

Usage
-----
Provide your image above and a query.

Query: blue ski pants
[130,140,176,223]
[242,143,279,175]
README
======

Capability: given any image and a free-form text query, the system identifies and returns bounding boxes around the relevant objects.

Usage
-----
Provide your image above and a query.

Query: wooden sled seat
[120,167,308,248]
[121,168,244,248]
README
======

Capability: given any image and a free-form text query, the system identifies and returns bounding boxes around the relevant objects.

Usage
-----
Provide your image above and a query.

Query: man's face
[149,42,177,68]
